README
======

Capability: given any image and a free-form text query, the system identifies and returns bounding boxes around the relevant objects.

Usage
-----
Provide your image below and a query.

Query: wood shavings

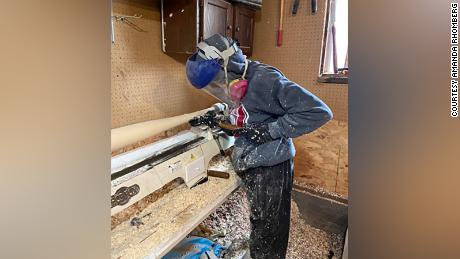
[111,178,182,230]
[111,157,240,258]
[111,154,345,258]
[287,200,345,259]
[201,188,251,255]
[200,189,345,259]
[208,154,234,172]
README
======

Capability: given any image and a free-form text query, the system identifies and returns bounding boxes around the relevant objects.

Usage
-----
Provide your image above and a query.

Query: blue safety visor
[186,53,221,89]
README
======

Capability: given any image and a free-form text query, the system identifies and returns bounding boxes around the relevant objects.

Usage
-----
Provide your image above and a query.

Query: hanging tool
[113,13,143,21]
[291,0,300,15]
[122,18,147,33]
[331,24,338,74]
[311,0,318,14]
[212,134,226,156]
[277,0,284,47]
[111,13,145,44]
[113,14,146,32]
[292,0,318,16]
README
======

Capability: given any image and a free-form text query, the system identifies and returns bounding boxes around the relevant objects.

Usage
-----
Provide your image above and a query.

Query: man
[186,34,332,259]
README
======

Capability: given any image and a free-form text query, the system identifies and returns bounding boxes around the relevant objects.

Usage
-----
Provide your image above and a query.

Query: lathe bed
[111,155,241,258]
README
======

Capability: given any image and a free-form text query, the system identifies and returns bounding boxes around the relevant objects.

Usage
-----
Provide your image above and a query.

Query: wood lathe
[110,104,235,215]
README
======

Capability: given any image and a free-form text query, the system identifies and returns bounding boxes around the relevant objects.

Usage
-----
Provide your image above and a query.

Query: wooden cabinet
[202,0,233,39]
[233,3,255,56]
[162,0,256,56]
[161,0,199,54]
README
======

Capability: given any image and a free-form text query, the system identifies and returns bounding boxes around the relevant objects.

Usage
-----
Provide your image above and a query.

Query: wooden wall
[252,0,348,196]
[294,121,348,196]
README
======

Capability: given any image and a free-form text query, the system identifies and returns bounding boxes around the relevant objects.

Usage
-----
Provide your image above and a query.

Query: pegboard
[111,0,216,129]
[252,0,348,121]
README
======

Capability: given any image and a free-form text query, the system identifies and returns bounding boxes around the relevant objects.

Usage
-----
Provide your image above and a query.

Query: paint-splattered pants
[240,159,294,259]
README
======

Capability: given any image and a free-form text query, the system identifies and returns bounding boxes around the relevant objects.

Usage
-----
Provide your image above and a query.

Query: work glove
[189,111,219,128]
[189,111,238,137]
[233,123,274,145]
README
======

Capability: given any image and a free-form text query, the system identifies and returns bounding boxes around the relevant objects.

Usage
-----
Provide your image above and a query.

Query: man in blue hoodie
[186,34,332,259]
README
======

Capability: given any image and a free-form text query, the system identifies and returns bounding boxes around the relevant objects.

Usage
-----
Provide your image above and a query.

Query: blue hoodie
[196,34,333,172]
[230,60,333,171]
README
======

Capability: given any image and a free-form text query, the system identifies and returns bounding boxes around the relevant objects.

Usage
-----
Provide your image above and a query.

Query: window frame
[318,0,348,84]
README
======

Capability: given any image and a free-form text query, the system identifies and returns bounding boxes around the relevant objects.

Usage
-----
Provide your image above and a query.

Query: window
[319,0,348,84]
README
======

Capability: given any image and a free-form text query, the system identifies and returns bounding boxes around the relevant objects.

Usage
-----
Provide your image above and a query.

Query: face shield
[185,54,233,106]
[186,41,240,107]
[204,81,234,106]
[200,61,248,107]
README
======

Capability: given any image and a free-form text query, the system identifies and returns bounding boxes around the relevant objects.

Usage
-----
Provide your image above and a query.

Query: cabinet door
[162,0,199,54]
[202,0,233,40]
[233,4,255,56]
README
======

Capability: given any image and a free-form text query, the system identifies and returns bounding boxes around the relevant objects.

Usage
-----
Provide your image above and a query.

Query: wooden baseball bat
[111,108,211,151]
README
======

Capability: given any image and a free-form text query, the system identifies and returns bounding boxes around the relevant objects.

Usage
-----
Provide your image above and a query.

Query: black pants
[240,159,294,259]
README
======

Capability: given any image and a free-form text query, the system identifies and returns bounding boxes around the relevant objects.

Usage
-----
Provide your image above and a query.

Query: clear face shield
[186,40,247,108]
[203,82,234,106]
[203,67,230,104]
[202,60,248,107]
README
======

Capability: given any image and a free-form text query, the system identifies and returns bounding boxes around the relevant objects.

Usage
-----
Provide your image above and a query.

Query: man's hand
[233,123,274,145]
[189,111,219,128]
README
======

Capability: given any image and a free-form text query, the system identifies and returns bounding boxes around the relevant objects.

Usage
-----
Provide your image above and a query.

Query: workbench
[111,162,241,258]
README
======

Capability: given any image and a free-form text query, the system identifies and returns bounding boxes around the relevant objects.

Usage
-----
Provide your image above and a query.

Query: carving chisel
[212,134,226,156]
[218,122,242,132]
[291,0,299,15]
[207,170,230,179]
[312,0,317,14]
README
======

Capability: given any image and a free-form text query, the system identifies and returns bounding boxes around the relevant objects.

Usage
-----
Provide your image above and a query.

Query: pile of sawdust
[111,152,345,258]
[111,154,236,230]
[201,189,345,259]
[111,179,182,229]
[112,172,241,258]
[287,201,345,259]
[208,153,235,172]
[201,188,251,257]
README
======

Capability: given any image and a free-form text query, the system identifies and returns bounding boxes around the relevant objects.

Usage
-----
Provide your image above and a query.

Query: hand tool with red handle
[277,0,284,46]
